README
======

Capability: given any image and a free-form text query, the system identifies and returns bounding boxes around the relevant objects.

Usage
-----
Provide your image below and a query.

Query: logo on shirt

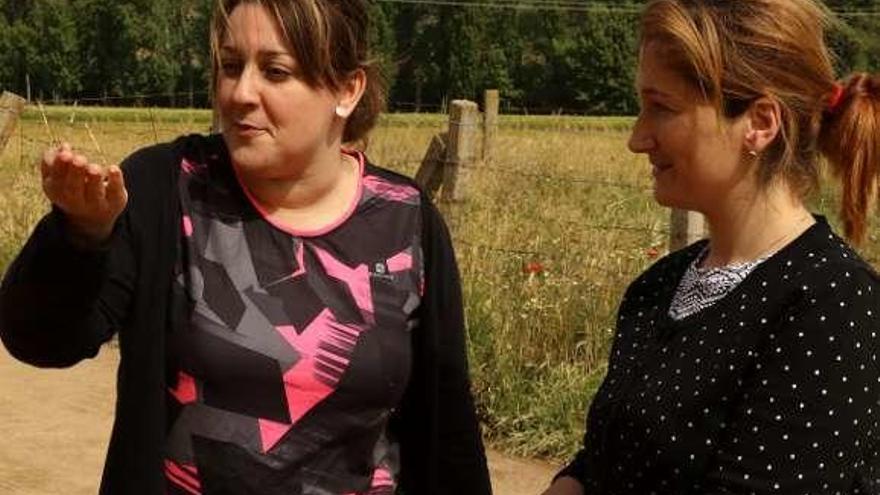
[371,262,395,281]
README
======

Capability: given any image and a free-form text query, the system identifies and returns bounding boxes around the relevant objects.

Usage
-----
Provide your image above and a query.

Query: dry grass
[2,105,878,461]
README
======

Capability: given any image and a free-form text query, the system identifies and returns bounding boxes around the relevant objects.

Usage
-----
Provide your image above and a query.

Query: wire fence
[474,163,650,190]
[3,93,721,276]
[453,237,647,285]
[11,94,661,218]
[17,93,636,121]
[3,96,669,295]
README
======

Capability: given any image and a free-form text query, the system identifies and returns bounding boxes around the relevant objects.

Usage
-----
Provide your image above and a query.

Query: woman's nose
[627,116,655,154]
[230,66,260,106]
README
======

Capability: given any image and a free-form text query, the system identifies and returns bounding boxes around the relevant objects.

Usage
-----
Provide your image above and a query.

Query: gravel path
[0,347,557,494]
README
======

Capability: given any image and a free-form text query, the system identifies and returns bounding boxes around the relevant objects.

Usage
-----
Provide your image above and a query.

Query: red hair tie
[827,83,845,112]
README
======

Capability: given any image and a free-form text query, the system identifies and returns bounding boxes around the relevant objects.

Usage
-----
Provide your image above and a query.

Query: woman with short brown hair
[0,1,492,494]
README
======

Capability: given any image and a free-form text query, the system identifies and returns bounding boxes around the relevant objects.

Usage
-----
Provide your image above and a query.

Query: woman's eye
[265,66,292,81]
[220,61,242,76]
[649,101,671,112]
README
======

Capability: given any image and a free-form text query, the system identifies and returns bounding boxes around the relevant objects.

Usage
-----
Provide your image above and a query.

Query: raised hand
[40,143,128,245]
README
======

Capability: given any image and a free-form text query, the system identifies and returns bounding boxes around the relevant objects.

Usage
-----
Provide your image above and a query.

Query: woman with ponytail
[545,1,880,494]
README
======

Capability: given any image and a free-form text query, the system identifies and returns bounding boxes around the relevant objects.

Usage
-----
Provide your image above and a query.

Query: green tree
[1,21,39,97]
[510,9,578,112]
[71,0,138,98]
[28,0,82,98]
[443,8,482,100]
[568,12,638,114]
[179,0,216,107]
[0,16,13,90]
[392,3,445,111]
[125,0,182,103]
[368,1,398,100]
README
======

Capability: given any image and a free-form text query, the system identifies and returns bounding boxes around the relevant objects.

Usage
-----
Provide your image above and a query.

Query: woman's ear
[334,69,367,118]
[743,96,781,153]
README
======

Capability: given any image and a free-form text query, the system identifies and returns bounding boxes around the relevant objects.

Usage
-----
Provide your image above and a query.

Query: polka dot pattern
[556,218,880,494]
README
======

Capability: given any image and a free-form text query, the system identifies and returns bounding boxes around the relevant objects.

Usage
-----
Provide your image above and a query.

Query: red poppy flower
[523,261,544,274]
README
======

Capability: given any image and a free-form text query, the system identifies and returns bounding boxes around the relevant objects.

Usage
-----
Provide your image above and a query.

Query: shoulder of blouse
[363,160,423,190]
[626,239,708,297]
[782,222,879,288]
[120,134,219,186]
[121,133,224,196]
[761,226,880,332]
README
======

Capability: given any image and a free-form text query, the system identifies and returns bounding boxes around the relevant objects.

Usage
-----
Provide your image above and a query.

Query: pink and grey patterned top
[164,150,423,495]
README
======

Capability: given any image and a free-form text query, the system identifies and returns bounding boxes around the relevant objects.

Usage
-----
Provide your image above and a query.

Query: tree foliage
[0,0,877,114]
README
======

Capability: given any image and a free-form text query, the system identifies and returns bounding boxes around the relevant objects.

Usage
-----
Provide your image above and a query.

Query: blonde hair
[640,0,880,243]
[210,0,386,145]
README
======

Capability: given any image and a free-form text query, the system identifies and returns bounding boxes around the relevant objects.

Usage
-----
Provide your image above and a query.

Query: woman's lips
[232,122,267,138]
[651,161,673,177]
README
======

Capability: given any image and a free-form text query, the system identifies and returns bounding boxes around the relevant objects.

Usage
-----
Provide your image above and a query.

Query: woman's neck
[702,182,814,268]
[236,149,360,231]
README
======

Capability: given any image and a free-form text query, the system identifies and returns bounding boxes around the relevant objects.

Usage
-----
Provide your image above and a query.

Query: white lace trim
[668,248,769,321]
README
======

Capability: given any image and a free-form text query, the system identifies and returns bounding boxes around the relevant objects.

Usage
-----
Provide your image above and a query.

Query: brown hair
[640,0,880,243]
[210,0,385,145]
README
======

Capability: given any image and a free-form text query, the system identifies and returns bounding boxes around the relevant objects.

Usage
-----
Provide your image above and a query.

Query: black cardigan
[559,218,880,494]
[0,134,492,495]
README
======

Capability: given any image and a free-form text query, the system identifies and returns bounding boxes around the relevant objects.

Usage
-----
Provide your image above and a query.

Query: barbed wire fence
[0,88,696,266]
[6,89,880,331]
[25,89,878,273]
[410,92,703,257]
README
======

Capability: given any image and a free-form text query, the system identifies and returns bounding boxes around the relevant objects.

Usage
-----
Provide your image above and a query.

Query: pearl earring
[335,105,349,118]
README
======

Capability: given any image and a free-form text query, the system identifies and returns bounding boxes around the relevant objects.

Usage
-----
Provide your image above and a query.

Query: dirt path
[0,348,557,494]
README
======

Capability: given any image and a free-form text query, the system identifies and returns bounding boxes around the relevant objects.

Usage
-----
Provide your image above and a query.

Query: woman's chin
[228,147,270,171]
[652,188,695,211]
[652,186,675,208]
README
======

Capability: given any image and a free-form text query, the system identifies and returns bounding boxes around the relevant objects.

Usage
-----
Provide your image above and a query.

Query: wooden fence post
[669,208,706,252]
[482,89,499,163]
[0,91,27,158]
[414,132,447,198]
[442,100,479,203]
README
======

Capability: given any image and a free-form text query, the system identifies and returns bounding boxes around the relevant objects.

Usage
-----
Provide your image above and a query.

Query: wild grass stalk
[1,106,877,461]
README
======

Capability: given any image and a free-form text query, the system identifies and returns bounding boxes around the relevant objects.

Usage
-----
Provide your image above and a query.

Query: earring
[747,150,759,158]
[335,105,349,118]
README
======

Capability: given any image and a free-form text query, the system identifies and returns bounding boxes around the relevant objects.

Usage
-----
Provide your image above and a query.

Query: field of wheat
[1,105,876,461]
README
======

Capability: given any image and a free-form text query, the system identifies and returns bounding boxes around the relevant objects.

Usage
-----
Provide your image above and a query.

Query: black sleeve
[424,200,492,494]
[0,176,139,369]
[393,196,493,495]
[552,274,645,489]
[554,450,589,485]
[697,266,880,494]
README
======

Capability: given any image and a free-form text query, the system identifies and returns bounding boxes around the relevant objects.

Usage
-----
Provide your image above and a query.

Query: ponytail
[819,73,880,244]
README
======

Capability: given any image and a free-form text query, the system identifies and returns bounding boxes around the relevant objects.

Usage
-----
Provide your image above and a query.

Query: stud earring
[335,105,349,118]
[747,150,759,158]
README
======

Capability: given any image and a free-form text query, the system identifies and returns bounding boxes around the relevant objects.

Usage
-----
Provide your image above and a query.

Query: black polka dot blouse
[557,217,880,494]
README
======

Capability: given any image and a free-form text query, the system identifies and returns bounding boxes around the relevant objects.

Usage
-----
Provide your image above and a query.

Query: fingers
[37,143,128,245]
[41,145,100,206]
[62,154,89,206]
[41,142,71,178]
[104,165,128,213]
[41,148,55,177]
[40,141,127,215]
[82,163,104,206]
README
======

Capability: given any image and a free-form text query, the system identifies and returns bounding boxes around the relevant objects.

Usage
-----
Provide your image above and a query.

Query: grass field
[1,105,877,461]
